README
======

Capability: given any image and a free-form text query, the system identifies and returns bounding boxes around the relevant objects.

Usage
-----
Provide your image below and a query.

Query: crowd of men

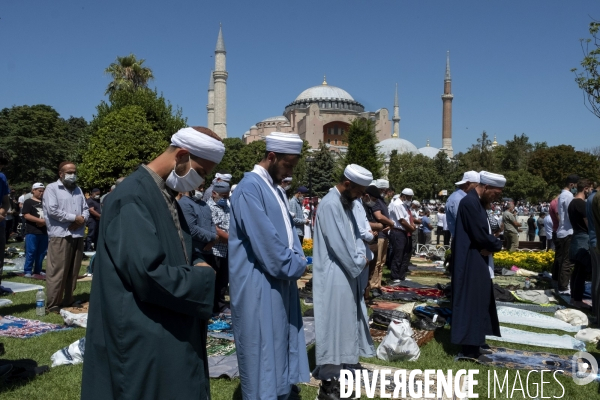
[1,130,600,400]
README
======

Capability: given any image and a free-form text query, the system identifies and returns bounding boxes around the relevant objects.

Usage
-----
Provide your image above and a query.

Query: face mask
[94,195,100,200]
[365,200,376,207]
[217,198,228,207]
[165,157,205,192]
[63,173,77,184]
[298,196,304,203]
[403,200,411,207]
[193,191,203,200]
[570,187,577,195]
[282,185,290,191]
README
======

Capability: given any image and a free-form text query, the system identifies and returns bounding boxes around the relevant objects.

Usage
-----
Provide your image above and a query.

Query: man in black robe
[82,126,225,400]
[451,171,506,360]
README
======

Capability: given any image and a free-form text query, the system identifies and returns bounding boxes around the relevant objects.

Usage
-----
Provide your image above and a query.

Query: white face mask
[403,200,411,207]
[365,200,376,207]
[165,157,205,192]
[297,196,304,203]
[63,173,77,184]
[193,191,203,200]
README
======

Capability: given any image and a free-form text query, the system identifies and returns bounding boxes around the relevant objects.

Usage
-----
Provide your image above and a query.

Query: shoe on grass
[24,273,32,278]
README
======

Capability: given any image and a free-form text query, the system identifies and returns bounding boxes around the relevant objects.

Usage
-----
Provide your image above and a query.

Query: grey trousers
[46,236,84,309]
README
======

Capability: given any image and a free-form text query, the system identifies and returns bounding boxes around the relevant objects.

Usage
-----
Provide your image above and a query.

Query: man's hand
[480,249,492,257]
[35,219,46,227]
[195,262,216,273]
[74,215,85,225]
[0,208,5,223]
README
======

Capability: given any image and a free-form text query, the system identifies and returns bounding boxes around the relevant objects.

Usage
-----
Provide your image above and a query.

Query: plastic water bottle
[36,289,45,316]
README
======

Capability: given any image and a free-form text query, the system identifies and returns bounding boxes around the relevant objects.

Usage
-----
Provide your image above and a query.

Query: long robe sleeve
[106,202,215,319]
[179,198,217,244]
[233,189,306,280]
[458,203,502,254]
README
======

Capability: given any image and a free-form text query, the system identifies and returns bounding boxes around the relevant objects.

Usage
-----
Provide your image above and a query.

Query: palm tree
[104,53,154,95]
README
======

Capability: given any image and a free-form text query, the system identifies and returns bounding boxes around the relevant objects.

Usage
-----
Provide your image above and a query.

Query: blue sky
[1,1,599,153]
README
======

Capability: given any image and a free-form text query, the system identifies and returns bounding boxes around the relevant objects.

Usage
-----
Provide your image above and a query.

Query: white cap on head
[215,173,232,182]
[401,188,414,196]
[412,200,420,206]
[344,164,373,187]
[32,183,45,190]
[282,177,293,183]
[265,132,303,155]
[480,171,506,188]
[170,127,225,164]
[376,179,389,189]
[455,171,480,186]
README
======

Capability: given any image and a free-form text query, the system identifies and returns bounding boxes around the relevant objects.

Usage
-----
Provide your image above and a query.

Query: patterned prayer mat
[381,286,444,298]
[495,301,565,313]
[455,346,598,380]
[0,316,71,338]
[206,337,236,357]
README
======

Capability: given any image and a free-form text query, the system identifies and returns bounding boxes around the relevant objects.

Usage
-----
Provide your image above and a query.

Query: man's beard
[267,162,281,184]
[480,191,496,210]
[339,188,354,210]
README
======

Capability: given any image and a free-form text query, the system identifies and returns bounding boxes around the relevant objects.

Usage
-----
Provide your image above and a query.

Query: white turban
[344,164,373,187]
[215,173,232,182]
[265,132,303,155]
[480,171,506,188]
[376,179,389,189]
[170,127,225,164]
[401,188,414,196]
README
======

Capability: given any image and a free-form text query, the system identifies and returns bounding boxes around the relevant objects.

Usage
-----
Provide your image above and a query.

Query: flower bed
[493,250,555,272]
[302,238,313,256]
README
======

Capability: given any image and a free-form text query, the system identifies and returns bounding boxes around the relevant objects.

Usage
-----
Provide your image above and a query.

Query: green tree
[290,141,311,193]
[105,53,155,96]
[79,105,166,189]
[455,131,501,172]
[503,170,548,202]
[387,152,442,199]
[343,117,383,179]
[500,133,533,172]
[307,141,337,197]
[207,138,247,184]
[0,105,88,189]
[528,144,600,195]
[572,20,600,118]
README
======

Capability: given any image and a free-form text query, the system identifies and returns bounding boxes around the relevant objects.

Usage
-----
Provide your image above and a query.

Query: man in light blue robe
[229,132,310,400]
[312,164,376,399]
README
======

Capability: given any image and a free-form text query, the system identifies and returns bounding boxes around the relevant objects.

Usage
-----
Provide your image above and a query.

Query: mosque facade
[205,27,454,159]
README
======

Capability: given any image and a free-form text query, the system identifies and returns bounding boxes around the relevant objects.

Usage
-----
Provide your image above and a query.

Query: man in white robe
[312,164,376,399]
[229,132,310,400]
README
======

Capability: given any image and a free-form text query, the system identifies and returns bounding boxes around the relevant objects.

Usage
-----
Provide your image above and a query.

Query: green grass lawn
[1,261,599,399]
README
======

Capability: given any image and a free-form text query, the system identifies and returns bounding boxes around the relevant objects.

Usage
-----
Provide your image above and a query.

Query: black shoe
[479,344,493,355]
[318,378,341,400]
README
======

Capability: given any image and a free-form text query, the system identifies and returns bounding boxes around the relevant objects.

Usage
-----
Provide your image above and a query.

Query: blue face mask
[217,198,228,207]
[570,187,577,195]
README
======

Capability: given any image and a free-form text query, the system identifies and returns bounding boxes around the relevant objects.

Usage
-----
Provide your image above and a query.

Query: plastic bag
[376,318,420,361]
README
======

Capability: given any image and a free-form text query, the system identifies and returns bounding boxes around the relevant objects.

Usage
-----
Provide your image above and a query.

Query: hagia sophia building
[205,26,454,161]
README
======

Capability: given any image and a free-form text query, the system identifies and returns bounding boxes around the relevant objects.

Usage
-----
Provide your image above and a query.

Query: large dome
[418,146,442,159]
[295,85,354,102]
[377,138,419,161]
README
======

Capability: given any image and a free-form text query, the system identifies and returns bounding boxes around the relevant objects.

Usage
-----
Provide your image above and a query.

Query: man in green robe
[82,126,225,400]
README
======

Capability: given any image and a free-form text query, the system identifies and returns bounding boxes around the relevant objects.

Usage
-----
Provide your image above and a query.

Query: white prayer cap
[32,182,45,190]
[265,132,303,155]
[282,177,293,183]
[401,188,414,196]
[376,179,389,189]
[455,171,480,186]
[344,164,373,187]
[480,171,506,188]
[370,180,377,186]
[170,127,225,164]
[392,194,400,200]
[215,173,232,182]
[412,200,420,206]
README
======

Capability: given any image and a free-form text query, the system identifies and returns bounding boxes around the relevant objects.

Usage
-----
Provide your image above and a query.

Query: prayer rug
[486,326,586,351]
[408,265,445,272]
[408,276,450,287]
[0,299,13,307]
[556,292,593,308]
[389,280,434,289]
[371,301,404,310]
[495,301,565,313]
[381,286,444,298]
[206,337,236,357]
[496,307,583,332]
[378,293,423,302]
[455,346,600,381]
[0,281,44,293]
[0,316,71,338]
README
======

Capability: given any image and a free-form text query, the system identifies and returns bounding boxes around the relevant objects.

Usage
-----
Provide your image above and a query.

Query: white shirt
[436,212,444,227]
[389,198,410,230]
[556,189,574,239]
[544,214,554,238]
[251,165,295,249]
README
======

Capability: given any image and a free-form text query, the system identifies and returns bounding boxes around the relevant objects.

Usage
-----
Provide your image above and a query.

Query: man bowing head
[82,126,225,400]
[313,164,376,400]
[451,171,506,361]
[229,132,310,400]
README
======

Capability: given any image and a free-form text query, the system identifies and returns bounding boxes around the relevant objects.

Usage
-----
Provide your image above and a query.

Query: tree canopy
[342,117,383,179]
[572,20,600,118]
[105,53,154,96]
[307,141,337,197]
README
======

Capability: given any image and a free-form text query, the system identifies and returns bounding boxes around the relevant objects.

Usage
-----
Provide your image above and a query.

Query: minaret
[441,51,454,157]
[206,70,215,131]
[212,25,228,138]
[392,83,400,138]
